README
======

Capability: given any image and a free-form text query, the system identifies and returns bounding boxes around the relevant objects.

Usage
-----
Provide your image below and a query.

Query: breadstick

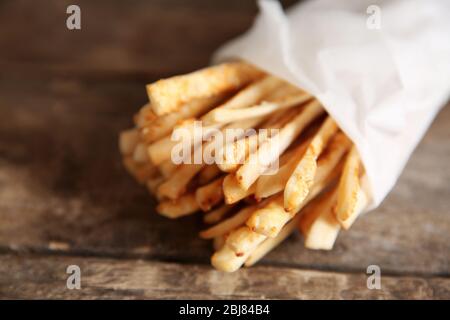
[147,62,264,116]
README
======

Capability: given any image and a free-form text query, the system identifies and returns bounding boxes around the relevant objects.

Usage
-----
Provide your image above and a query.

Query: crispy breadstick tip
[299,188,340,250]
[223,174,255,204]
[225,226,266,256]
[147,62,264,116]
[203,204,233,224]
[156,194,199,219]
[119,129,139,156]
[211,246,248,272]
[338,184,368,230]
[284,152,317,211]
[195,177,224,211]
[335,146,361,222]
[199,205,255,239]
[245,215,300,267]
[246,199,291,237]
[284,117,338,211]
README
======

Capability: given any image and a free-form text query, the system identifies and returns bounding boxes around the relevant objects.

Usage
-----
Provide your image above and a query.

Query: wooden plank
[0,253,448,299]
[0,74,449,276]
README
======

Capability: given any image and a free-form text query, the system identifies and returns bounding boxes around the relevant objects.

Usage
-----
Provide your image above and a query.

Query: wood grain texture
[0,254,448,299]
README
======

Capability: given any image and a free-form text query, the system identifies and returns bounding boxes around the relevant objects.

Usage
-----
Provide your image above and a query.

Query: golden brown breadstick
[147,62,264,116]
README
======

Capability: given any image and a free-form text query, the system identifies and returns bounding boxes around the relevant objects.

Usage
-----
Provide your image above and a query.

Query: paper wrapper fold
[214,0,450,209]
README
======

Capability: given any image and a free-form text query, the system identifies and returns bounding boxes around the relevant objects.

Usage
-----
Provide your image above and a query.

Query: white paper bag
[214,0,450,209]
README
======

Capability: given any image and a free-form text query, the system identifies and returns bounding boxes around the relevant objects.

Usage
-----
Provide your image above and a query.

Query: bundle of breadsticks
[119,61,368,272]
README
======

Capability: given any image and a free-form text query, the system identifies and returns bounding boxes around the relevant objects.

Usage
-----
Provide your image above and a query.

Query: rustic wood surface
[0,0,448,299]
[1,254,449,299]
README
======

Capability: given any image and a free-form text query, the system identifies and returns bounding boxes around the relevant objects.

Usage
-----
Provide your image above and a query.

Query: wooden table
[0,0,448,299]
